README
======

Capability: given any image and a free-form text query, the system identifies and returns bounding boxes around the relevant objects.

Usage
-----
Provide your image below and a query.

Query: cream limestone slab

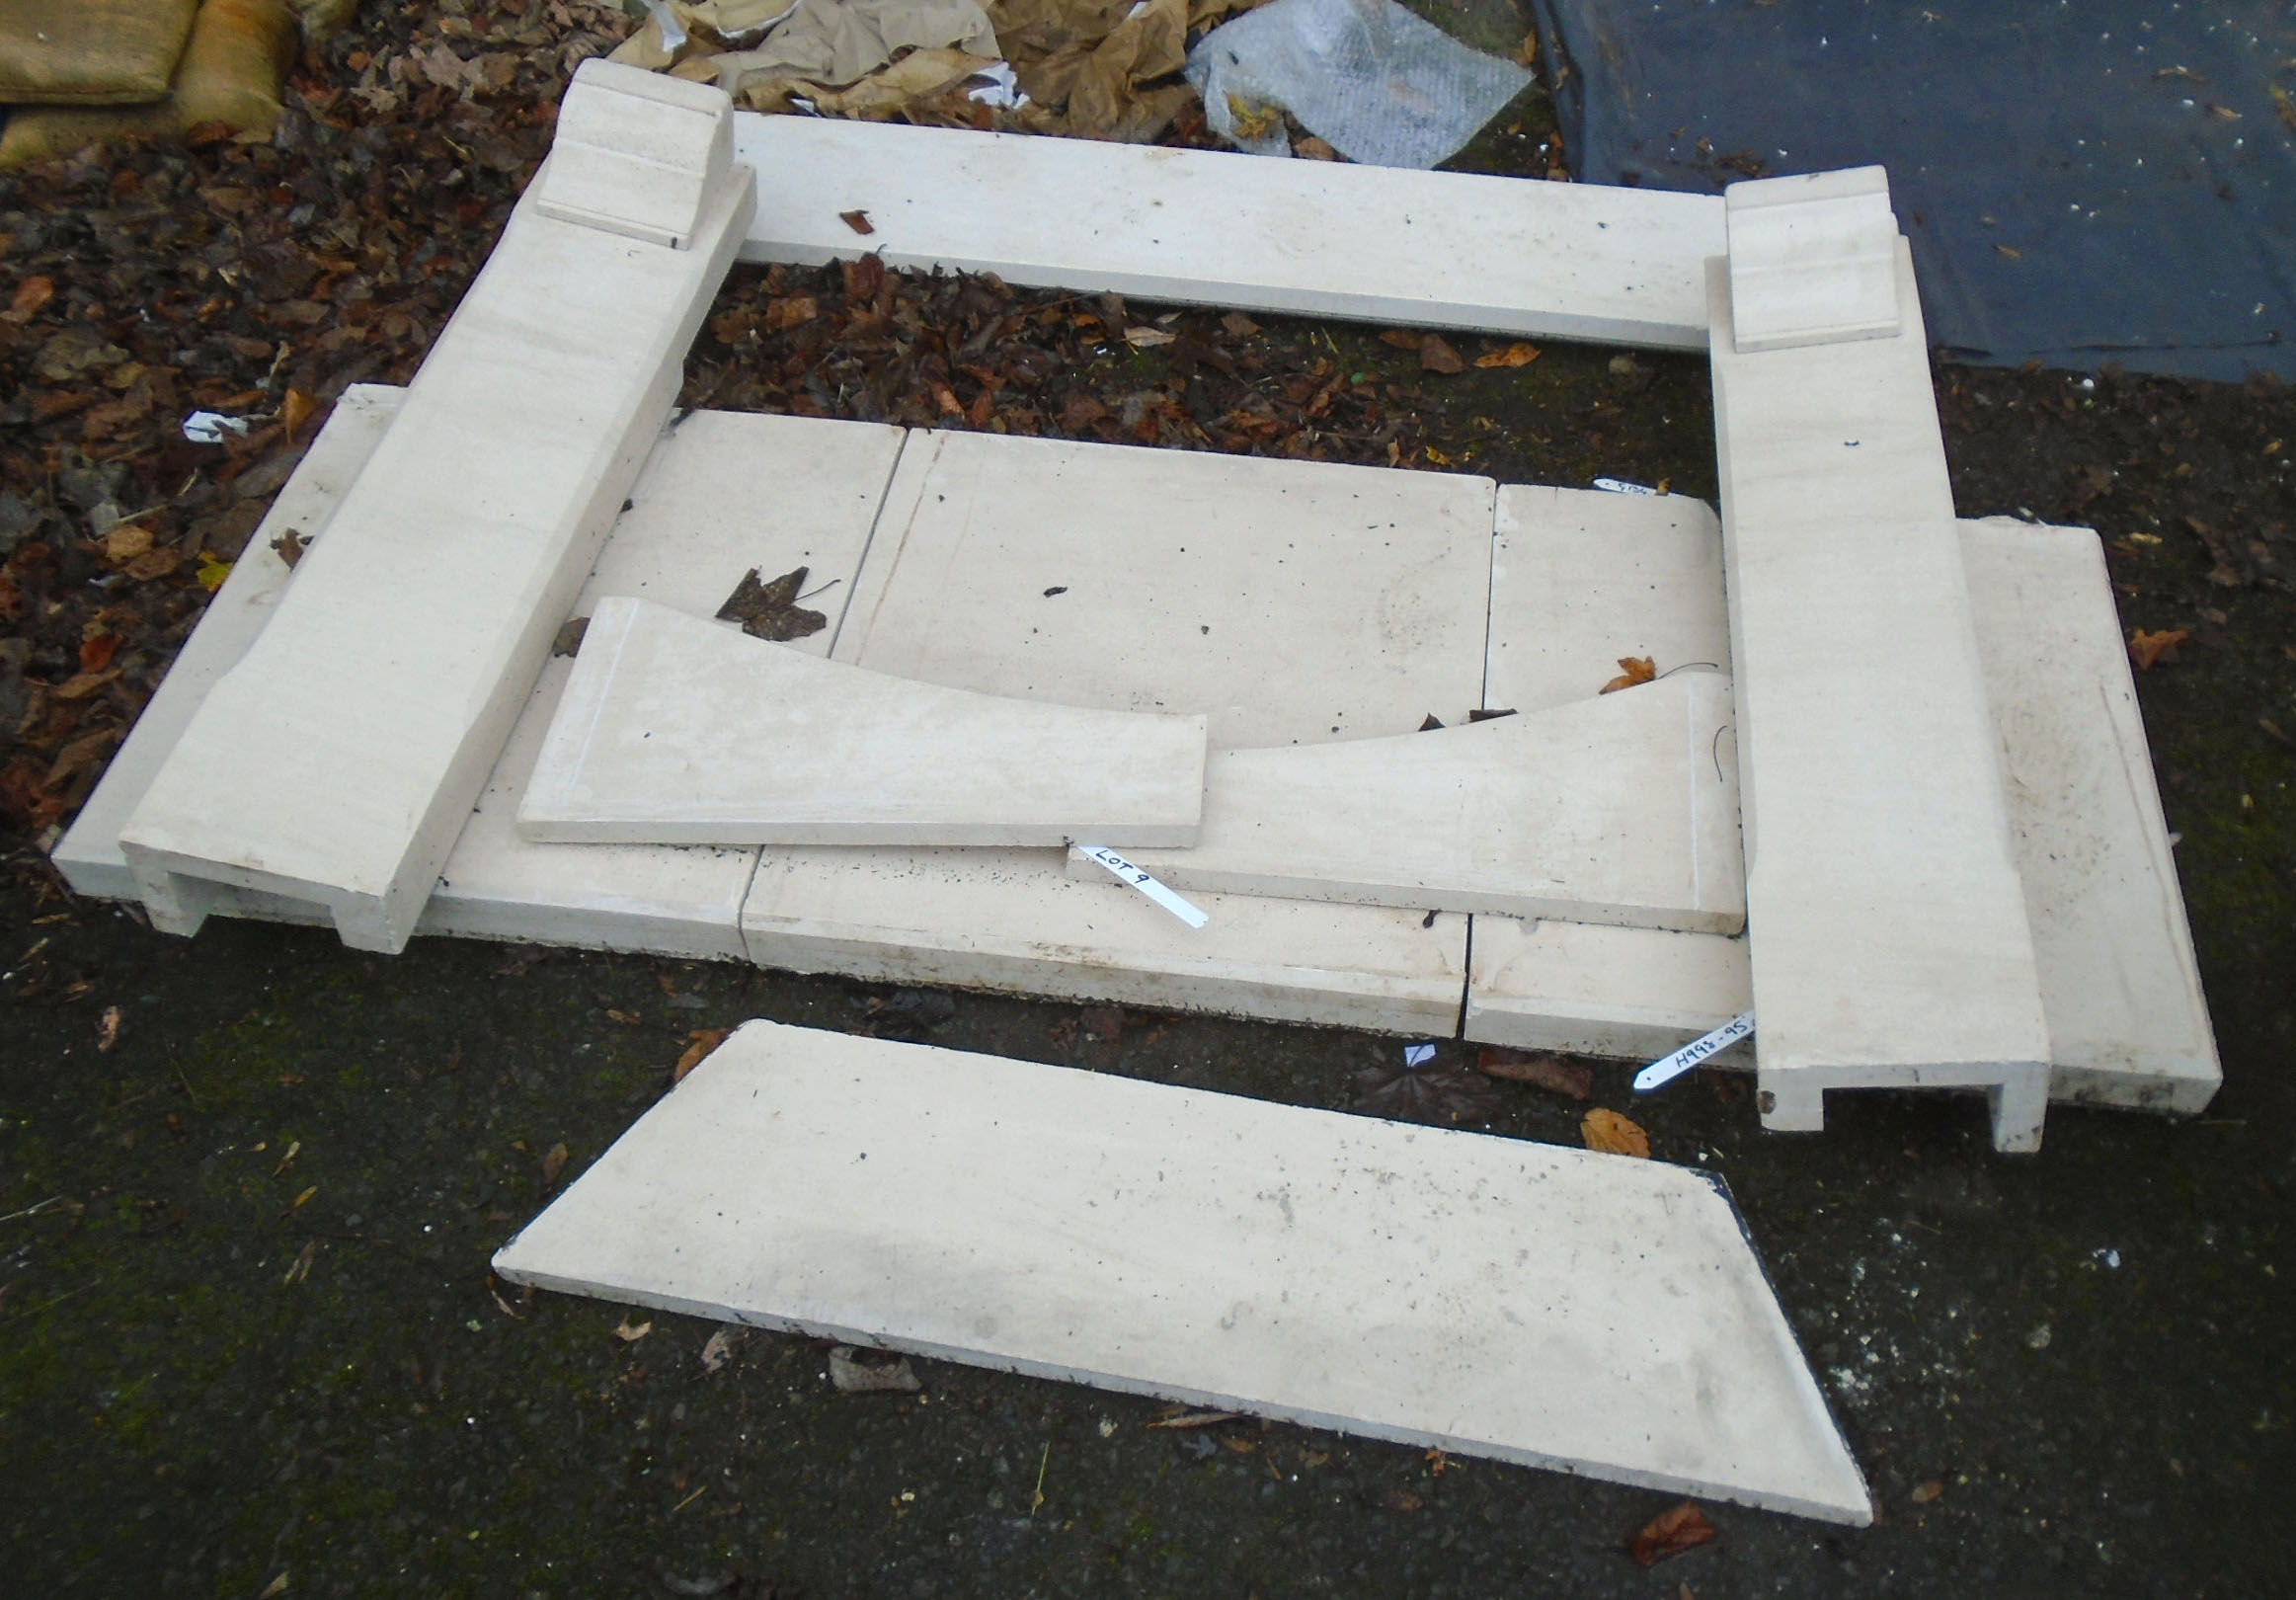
[833,430,1497,748]
[532,60,735,250]
[1476,473,2203,1113]
[1723,168,1902,354]
[1064,672,1743,933]
[422,411,909,957]
[1465,918,1754,1065]
[1711,244,2051,1152]
[744,846,1469,1034]
[519,597,1208,847]
[53,386,407,903]
[1486,485,1731,715]
[494,1020,1871,1524]
[735,114,1726,351]
[62,398,905,960]
[1960,518,2221,1113]
[119,85,756,956]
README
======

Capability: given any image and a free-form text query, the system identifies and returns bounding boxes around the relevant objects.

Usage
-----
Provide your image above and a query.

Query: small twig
[0,1277,101,1326]
[794,577,843,604]
[175,1066,204,1112]
[1028,1441,1050,1519]
[0,1196,66,1225]
[671,1485,707,1514]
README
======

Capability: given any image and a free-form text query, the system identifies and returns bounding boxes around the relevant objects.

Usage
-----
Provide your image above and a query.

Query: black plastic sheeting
[1531,0,2296,380]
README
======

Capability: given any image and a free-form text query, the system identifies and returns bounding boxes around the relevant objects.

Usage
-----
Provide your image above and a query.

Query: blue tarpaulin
[1531,0,2296,379]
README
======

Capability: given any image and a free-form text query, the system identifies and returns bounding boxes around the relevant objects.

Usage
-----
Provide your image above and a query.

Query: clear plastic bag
[1186,0,1531,169]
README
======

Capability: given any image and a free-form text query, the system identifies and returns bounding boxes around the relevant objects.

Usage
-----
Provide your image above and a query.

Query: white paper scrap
[1592,477,1659,496]
[1402,1043,1437,1067]
[1633,1009,1755,1094]
[182,411,253,444]
[1077,843,1210,929]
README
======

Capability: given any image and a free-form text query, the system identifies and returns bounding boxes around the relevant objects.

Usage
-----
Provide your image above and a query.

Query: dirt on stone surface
[4,1,2296,1596]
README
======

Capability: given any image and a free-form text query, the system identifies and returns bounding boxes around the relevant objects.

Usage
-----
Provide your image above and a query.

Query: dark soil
[4,1,2294,1596]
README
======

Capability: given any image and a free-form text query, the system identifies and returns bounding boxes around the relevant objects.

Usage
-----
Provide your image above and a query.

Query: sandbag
[0,0,297,169]
[285,0,361,43]
[0,0,201,106]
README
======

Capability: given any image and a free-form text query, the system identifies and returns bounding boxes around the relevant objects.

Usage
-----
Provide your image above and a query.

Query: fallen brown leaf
[1911,1478,1945,1504]
[674,1027,732,1082]
[1582,1107,1651,1158]
[96,1004,122,1052]
[612,1316,652,1342]
[717,564,827,642]
[540,1141,570,1187]
[839,208,875,235]
[1379,328,1423,350]
[699,1327,739,1373]
[1146,1408,1241,1429]
[1381,1487,1424,1513]
[1601,655,1658,693]
[1475,343,1543,368]
[1475,1046,1592,1099]
[3,275,52,322]
[104,522,155,564]
[1296,136,1338,160]
[282,388,320,444]
[1220,311,1261,338]
[1629,1500,1716,1565]
[829,1344,921,1393]
[2129,627,2189,670]
[1418,334,1465,374]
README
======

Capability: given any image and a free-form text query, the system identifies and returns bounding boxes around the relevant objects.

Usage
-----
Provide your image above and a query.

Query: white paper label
[1076,844,1209,929]
[1632,1009,1755,1093]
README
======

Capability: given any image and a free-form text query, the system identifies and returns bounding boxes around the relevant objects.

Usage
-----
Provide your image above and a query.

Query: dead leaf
[839,209,875,236]
[551,616,587,657]
[1629,1500,1717,1565]
[1221,311,1261,338]
[1601,655,1658,693]
[763,294,819,333]
[1381,1487,1424,1512]
[1418,334,1465,374]
[1911,1479,1945,1504]
[605,1007,640,1026]
[96,1004,122,1052]
[282,388,320,444]
[258,1574,288,1600]
[1582,1107,1651,1158]
[1379,329,1423,350]
[1995,244,2021,260]
[674,1028,732,1082]
[1296,136,1338,160]
[699,1327,739,1373]
[3,275,53,322]
[1475,343,1543,368]
[717,565,827,642]
[272,527,308,569]
[1475,1047,1592,1099]
[2274,83,2296,132]
[104,522,154,563]
[78,634,121,673]
[2129,627,2189,669]
[1125,326,1177,348]
[1145,1408,1240,1429]
[540,1141,570,1187]
[1516,31,1539,67]
[829,1344,921,1393]
[286,1184,318,1213]
[612,1316,653,1342]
